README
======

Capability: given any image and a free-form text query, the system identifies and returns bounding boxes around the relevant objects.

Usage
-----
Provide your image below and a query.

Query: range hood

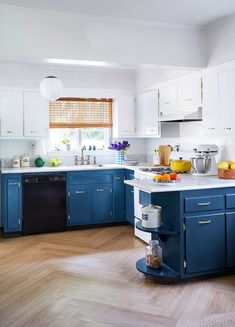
[158,107,202,122]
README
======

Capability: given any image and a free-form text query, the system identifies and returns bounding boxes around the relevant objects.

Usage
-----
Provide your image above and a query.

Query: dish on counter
[123,160,139,166]
[153,172,181,185]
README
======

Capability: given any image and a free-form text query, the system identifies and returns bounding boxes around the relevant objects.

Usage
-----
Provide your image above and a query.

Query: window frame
[46,127,112,155]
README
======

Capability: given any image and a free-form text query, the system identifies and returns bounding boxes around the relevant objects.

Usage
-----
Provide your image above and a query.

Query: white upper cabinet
[178,77,202,109]
[0,91,24,137]
[203,68,235,135]
[112,95,135,138]
[158,84,178,117]
[203,73,220,135]
[218,69,235,135]
[136,89,160,137]
[23,91,49,137]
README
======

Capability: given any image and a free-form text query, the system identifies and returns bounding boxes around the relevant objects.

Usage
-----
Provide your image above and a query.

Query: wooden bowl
[218,168,235,179]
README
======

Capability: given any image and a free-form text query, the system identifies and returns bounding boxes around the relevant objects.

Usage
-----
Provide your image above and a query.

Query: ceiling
[0,0,235,27]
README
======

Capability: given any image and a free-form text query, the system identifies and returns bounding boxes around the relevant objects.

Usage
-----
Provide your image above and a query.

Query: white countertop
[0,163,148,174]
[124,174,235,193]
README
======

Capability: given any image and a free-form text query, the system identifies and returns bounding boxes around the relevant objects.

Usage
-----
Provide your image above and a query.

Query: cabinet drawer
[226,194,235,209]
[184,195,224,213]
[68,172,111,185]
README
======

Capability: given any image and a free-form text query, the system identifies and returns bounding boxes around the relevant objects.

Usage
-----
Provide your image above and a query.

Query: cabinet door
[203,73,220,135]
[218,69,235,135]
[91,184,112,223]
[178,78,202,109]
[125,185,134,225]
[68,185,91,226]
[2,174,22,232]
[0,91,23,137]
[159,84,178,117]
[113,95,135,137]
[185,213,225,274]
[136,90,160,137]
[113,173,125,221]
[24,92,49,137]
[226,212,235,267]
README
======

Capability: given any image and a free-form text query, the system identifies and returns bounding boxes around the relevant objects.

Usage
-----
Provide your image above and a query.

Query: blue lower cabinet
[113,172,125,221]
[226,212,235,267]
[125,185,134,225]
[185,213,225,274]
[91,184,113,223]
[68,185,91,226]
[2,174,22,233]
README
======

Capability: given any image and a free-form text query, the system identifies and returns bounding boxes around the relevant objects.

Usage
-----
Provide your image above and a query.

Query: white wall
[0,62,135,90]
[0,5,206,68]
[0,62,149,165]
[135,67,194,90]
[206,14,235,66]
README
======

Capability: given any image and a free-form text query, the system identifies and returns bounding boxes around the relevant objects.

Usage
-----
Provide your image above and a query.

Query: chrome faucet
[74,146,91,165]
[81,145,86,164]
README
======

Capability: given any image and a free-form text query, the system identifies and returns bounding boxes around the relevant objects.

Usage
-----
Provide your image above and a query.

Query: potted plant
[108,141,130,164]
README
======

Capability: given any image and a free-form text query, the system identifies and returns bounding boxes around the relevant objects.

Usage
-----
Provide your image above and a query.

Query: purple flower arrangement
[108,140,130,154]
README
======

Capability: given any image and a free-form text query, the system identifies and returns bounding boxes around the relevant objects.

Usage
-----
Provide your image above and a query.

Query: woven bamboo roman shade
[49,97,113,128]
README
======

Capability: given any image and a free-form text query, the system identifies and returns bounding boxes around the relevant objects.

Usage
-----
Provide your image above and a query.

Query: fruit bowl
[153,172,181,185]
[218,168,235,179]
[153,179,180,185]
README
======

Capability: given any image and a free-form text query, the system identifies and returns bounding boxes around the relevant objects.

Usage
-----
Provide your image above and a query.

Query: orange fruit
[161,174,171,181]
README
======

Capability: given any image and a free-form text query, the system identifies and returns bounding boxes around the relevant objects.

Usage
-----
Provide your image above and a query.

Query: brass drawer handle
[198,220,212,224]
[97,188,104,192]
[75,191,85,194]
[197,202,210,206]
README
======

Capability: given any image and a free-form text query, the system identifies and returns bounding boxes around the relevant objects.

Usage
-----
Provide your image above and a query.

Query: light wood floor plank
[0,226,235,327]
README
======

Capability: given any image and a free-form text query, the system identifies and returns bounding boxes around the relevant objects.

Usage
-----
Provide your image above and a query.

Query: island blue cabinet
[113,170,126,222]
[1,174,22,233]
[226,212,235,267]
[185,213,225,274]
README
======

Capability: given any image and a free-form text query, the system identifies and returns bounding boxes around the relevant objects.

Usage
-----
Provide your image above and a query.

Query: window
[48,97,112,152]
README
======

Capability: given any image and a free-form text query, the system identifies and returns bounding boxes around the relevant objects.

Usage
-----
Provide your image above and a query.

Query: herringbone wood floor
[1,226,235,327]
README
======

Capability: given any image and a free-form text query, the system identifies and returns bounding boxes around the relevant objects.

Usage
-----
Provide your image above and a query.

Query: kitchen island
[125,175,235,283]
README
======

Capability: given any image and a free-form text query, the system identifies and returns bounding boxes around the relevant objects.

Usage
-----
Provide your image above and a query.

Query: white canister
[11,157,20,168]
[142,205,161,228]
[20,154,30,167]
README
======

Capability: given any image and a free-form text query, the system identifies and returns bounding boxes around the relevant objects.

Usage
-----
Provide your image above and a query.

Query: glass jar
[146,240,162,268]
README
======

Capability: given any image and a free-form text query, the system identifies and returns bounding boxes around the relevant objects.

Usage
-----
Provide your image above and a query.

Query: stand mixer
[191,144,219,176]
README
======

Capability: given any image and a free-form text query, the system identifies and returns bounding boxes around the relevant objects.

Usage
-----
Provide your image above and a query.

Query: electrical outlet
[30,141,36,150]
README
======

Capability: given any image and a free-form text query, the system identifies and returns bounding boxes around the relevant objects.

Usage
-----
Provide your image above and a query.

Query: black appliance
[22,173,66,235]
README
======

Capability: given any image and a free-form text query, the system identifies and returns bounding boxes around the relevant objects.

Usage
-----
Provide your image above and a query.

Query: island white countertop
[0,163,148,174]
[124,174,235,193]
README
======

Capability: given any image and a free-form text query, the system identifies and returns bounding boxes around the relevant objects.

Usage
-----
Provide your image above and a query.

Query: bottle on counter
[11,157,20,168]
[153,150,160,165]
[20,154,30,167]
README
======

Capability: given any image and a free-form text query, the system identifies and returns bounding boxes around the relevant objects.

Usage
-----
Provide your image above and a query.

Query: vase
[115,151,124,164]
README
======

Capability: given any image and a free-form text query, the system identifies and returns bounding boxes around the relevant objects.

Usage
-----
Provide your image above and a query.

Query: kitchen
[1,1,235,327]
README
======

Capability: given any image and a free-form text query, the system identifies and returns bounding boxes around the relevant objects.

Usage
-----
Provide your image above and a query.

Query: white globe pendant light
[39,76,63,100]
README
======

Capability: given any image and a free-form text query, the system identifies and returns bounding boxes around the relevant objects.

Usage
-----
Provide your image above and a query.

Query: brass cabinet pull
[114,177,121,180]
[75,191,85,194]
[198,220,212,224]
[97,188,104,192]
[197,202,210,206]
